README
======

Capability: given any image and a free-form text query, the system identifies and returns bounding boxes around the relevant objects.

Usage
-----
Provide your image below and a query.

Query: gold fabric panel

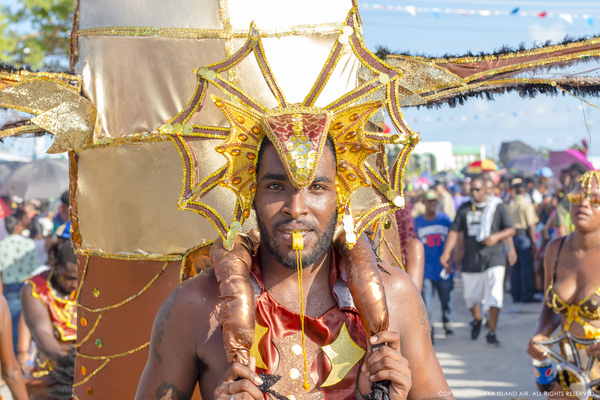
[76,37,228,139]
[231,34,360,107]
[79,0,222,29]
[76,34,359,139]
[226,0,351,29]
[79,0,351,31]
[77,140,249,254]
[75,0,357,140]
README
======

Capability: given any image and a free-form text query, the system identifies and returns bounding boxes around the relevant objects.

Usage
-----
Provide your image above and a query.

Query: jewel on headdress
[224,221,242,251]
[262,107,333,189]
[342,215,356,249]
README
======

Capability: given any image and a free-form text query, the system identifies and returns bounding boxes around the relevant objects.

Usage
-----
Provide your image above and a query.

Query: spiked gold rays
[164,8,420,245]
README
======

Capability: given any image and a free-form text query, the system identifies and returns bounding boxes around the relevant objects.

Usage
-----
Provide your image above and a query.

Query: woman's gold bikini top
[545,237,600,338]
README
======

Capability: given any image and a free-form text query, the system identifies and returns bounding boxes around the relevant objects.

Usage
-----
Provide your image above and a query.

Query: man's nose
[282,188,309,219]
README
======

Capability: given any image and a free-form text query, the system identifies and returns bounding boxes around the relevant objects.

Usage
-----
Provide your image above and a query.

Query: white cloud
[528,23,567,43]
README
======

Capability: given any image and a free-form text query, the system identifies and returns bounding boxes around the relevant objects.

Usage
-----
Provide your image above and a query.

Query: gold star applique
[320,322,365,387]
[250,323,269,370]
[271,332,322,399]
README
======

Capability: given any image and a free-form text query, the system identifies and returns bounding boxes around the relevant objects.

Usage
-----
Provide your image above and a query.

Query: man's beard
[256,212,338,270]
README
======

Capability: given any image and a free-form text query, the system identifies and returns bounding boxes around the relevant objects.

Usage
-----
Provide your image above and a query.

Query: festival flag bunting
[359,4,597,22]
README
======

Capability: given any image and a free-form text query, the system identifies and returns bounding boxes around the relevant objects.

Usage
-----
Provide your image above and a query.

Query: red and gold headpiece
[160,10,420,251]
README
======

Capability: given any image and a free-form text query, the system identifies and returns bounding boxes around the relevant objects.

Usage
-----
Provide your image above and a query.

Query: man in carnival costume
[5,0,600,398]
[136,132,451,399]
[134,7,452,396]
[21,241,78,400]
[138,139,453,398]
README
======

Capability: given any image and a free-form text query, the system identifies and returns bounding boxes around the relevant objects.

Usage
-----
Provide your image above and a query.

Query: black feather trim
[422,83,600,109]
[376,33,600,61]
[0,60,74,74]
[46,347,76,400]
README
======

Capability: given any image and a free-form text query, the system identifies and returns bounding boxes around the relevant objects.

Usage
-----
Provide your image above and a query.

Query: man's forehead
[63,261,78,272]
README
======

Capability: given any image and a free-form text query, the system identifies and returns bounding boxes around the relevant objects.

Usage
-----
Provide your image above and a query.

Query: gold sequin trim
[73,359,110,387]
[76,314,103,346]
[180,241,213,282]
[32,370,50,378]
[76,22,343,40]
[74,249,182,262]
[0,125,42,138]
[0,70,81,91]
[170,135,231,239]
[75,256,90,303]
[87,133,170,150]
[77,341,150,360]
[78,262,168,312]
[383,236,404,270]
[463,50,600,84]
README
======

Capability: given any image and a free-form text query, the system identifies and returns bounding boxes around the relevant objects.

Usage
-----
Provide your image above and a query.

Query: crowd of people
[400,163,588,351]
[0,160,598,399]
[0,191,77,400]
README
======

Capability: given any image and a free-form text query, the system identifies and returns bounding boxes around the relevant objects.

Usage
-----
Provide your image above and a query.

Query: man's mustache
[273,220,318,232]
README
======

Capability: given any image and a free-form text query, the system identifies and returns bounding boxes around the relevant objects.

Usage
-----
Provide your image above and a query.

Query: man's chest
[464,209,483,237]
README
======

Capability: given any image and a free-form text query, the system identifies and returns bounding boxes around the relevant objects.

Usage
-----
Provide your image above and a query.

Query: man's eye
[310,184,325,190]
[267,183,283,190]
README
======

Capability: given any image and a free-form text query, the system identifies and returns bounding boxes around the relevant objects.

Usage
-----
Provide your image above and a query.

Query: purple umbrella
[505,155,549,174]
[548,149,595,178]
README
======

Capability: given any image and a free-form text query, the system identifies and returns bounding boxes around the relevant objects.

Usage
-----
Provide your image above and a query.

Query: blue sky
[2,0,600,159]
[358,0,600,157]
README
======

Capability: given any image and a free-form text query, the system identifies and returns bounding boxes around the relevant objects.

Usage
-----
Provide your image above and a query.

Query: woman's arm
[0,295,28,400]
[16,314,30,375]
[527,238,563,360]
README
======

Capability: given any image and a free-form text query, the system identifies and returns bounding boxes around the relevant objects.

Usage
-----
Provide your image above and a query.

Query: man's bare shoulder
[377,263,427,335]
[377,263,420,299]
[167,267,221,321]
[146,268,222,368]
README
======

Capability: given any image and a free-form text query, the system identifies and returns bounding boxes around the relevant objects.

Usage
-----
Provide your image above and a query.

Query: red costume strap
[27,270,77,342]
[249,251,367,400]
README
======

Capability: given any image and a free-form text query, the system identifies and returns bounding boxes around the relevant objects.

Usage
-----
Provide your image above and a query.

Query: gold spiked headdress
[160,10,420,250]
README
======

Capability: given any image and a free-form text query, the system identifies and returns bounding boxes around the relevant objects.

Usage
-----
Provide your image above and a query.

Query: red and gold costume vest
[249,251,367,400]
[27,270,77,376]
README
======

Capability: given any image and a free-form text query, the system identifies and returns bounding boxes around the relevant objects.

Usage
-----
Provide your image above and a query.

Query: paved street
[429,275,546,400]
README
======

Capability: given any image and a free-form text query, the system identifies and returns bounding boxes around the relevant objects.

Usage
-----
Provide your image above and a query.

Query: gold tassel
[292,232,310,391]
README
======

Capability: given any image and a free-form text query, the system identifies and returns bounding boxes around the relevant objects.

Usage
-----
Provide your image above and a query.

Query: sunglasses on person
[470,187,483,193]
[568,191,600,207]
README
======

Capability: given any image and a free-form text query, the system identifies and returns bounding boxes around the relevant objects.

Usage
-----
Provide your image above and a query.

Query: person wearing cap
[414,189,454,340]
[440,175,515,347]
[434,181,456,220]
[507,178,539,303]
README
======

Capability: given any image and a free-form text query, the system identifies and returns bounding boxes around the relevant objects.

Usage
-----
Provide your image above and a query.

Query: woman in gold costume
[528,170,600,398]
